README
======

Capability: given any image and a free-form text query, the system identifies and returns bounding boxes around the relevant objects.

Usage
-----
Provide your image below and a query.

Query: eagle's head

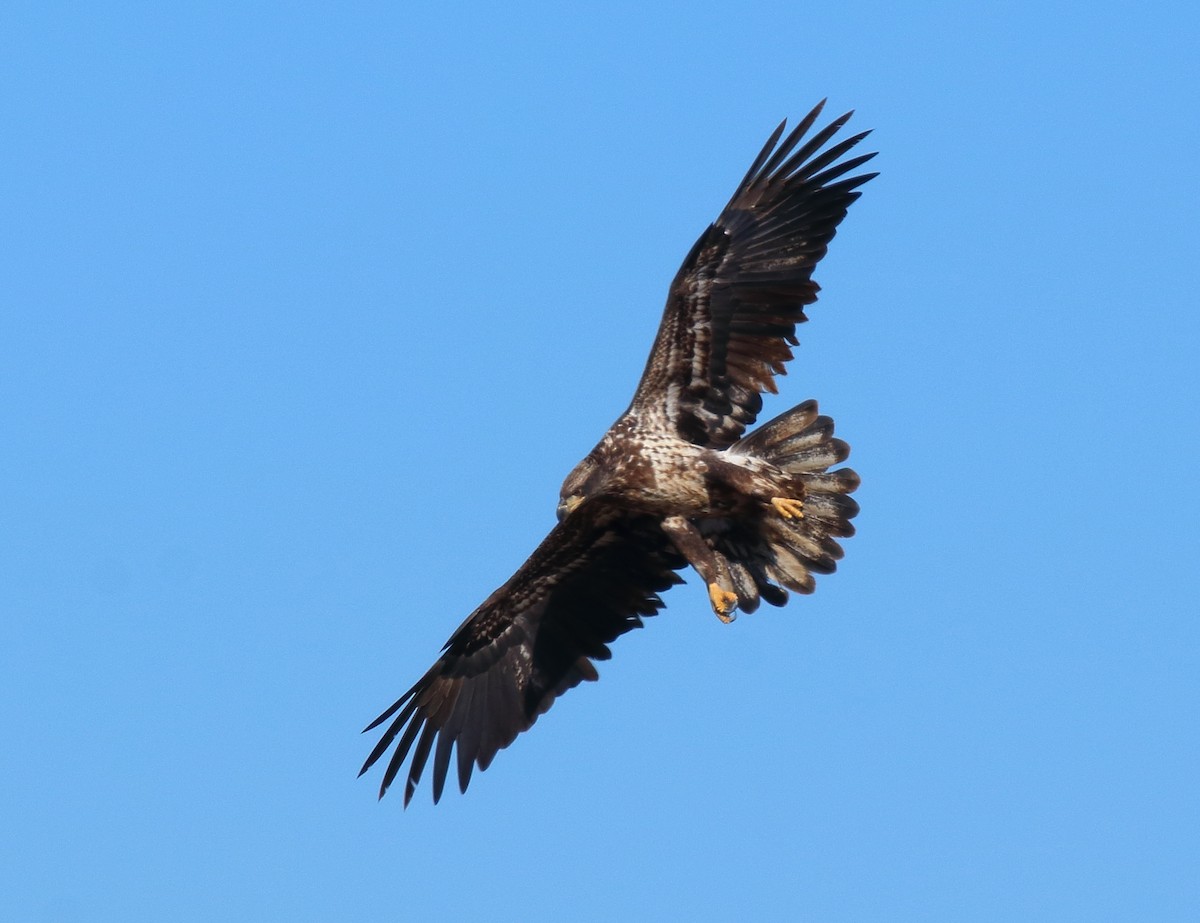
[557,454,605,522]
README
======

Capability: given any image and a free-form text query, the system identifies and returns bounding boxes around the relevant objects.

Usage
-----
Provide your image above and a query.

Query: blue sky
[3,2,1197,920]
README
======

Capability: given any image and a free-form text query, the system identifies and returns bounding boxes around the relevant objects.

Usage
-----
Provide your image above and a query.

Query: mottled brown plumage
[361,101,876,806]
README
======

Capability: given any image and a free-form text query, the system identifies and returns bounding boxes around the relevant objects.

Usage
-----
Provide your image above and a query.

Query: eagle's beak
[556,494,583,522]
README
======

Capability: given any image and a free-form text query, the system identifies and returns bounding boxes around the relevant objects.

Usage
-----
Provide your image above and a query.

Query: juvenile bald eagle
[361,101,876,805]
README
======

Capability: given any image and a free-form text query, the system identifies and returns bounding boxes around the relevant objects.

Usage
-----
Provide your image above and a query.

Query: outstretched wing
[630,101,877,448]
[359,502,685,806]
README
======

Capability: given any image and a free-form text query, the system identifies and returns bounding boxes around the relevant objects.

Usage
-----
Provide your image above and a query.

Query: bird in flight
[361,101,877,806]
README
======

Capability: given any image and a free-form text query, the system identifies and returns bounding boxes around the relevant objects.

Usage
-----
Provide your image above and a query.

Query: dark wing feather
[359,501,685,806]
[630,100,878,447]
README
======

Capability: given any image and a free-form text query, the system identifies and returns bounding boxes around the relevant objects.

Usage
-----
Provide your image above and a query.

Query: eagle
[361,101,876,806]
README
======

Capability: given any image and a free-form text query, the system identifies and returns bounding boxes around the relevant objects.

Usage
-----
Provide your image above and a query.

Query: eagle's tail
[710,400,860,613]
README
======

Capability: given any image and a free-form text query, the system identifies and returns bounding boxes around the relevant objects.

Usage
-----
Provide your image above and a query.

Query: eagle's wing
[359,502,685,806]
[629,101,877,448]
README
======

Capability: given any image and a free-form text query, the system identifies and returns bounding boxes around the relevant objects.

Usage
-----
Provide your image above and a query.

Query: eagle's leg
[661,515,738,622]
[709,455,806,521]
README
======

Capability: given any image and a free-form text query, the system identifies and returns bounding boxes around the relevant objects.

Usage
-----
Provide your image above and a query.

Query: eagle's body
[565,419,807,571]
[361,102,877,806]
[567,419,728,515]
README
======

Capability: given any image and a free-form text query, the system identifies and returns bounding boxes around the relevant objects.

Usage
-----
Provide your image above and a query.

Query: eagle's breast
[598,417,714,515]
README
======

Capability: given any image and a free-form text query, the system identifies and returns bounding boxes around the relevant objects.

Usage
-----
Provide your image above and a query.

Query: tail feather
[733,399,820,452]
[798,491,859,537]
[764,542,818,594]
[772,519,842,574]
[706,400,859,613]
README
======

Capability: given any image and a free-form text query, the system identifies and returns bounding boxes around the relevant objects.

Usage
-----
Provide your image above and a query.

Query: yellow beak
[556,494,584,522]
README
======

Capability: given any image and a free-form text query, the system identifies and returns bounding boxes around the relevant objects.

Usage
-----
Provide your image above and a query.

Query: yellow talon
[771,496,805,520]
[708,583,738,623]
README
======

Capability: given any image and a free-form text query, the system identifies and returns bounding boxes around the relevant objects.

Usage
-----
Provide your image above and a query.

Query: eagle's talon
[771,496,805,520]
[708,583,738,622]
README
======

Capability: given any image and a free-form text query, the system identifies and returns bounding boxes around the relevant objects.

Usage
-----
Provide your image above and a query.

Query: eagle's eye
[560,456,598,501]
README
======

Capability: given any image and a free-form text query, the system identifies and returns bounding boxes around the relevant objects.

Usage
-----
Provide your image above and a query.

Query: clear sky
[3,2,1197,920]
